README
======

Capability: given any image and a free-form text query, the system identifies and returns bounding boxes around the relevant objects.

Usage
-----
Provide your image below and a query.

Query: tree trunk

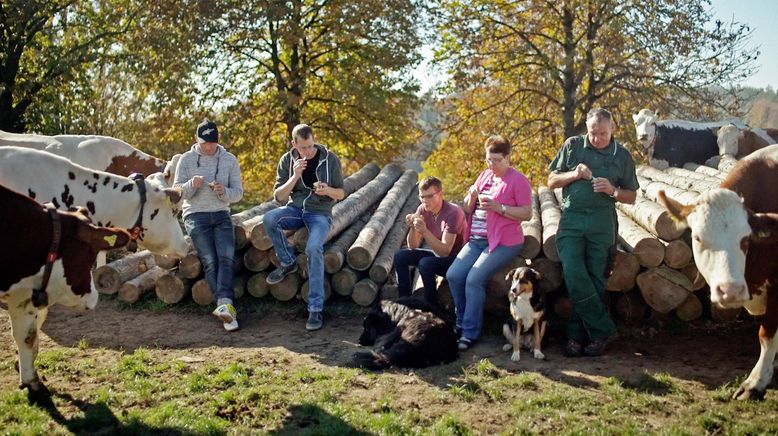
[675,293,703,321]
[301,277,332,303]
[637,266,692,313]
[530,257,564,294]
[247,272,270,298]
[616,210,665,267]
[324,211,372,274]
[233,201,282,250]
[243,247,271,272]
[250,223,294,252]
[681,263,707,291]
[381,283,400,301]
[662,239,692,269]
[94,250,155,294]
[270,272,302,301]
[538,186,561,262]
[348,170,419,271]
[292,163,406,251]
[369,193,420,283]
[155,271,191,304]
[520,190,542,259]
[616,197,686,241]
[296,253,308,279]
[682,162,728,180]
[179,253,203,279]
[606,250,640,292]
[343,162,382,196]
[637,176,699,206]
[154,254,180,270]
[352,278,381,306]
[637,165,719,193]
[664,167,722,185]
[191,279,214,306]
[117,266,167,304]
[268,248,281,268]
[614,290,648,325]
[332,267,362,296]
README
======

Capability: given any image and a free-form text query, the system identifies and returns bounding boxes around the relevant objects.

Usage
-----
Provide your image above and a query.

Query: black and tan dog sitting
[502,266,546,362]
[353,297,458,370]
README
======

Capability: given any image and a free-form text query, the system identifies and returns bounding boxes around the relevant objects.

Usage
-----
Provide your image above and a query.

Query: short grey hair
[586,108,613,124]
[292,124,314,141]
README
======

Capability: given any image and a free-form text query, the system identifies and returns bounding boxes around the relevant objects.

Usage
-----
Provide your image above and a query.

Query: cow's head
[717,123,742,156]
[632,108,658,150]
[135,174,188,258]
[657,189,778,308]
[163,153,182,187]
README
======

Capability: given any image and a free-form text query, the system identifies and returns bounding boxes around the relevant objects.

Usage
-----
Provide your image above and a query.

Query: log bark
[269,272,302,301]
[332,267,362,296]
[675,293,703,321]
[179,253,203,279]
[662,239,692,269]
[343,162,382,196]
[191,279,214,306]
[118,266,167,304]
[324,212,371,274]
[664,167,722,185]
[243,247,271,272]
[617,197,686,241]
[153,254,179,270]
[301,277,332,303]
[352,278,381,306]
[520,191,542,259]
[296,253,308,279]
[538,186,561,262]
[682,162,728,180]
[348,169,419,271]
[94,250,155,294]
[705,155,721,170]
[616,210,665,268]
[268,248,281,268]
[530,257,564,294]
[681,263,707,291]
[236,201,282,250]
[637,165,719,193]
[606,250,640,291]
[369,193,421,283]
[247,272,270,298]
[155,271,191,305]
[637,266,692,313]
[380,283,400,301]
[615,290,648,325]
[233,274,246,300]
[637,176,699,206]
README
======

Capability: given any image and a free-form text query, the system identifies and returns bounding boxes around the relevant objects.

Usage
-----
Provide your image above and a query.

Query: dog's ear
[505,268,518,282]
[530,268,541,282]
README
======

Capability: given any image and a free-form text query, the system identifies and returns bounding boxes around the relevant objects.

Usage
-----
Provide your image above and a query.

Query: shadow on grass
[269,403,370,435]
[615,372,673,396]
[29,387,204,436]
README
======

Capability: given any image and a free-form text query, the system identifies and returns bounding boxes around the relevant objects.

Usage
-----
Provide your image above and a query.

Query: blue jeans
[446,239,523,341]
[394,248,455,303]
[263,205,332,312]
[184,210,235,303]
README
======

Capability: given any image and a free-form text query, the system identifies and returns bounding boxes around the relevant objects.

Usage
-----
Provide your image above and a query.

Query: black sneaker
[306,311,323,331]
[266,263,298,285]
[564,339,583,357]
[583,336,615,357]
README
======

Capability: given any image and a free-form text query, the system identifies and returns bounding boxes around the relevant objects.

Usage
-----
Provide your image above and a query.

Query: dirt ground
[0,298,763,393]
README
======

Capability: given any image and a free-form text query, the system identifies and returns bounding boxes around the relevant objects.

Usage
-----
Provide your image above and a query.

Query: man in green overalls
[548,108,639,357]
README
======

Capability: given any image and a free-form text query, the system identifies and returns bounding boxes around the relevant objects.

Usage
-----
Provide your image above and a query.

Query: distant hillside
[743,87,778,128]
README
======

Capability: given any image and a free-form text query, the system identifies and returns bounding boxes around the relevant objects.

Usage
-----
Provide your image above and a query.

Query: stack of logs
[94,158,741,326]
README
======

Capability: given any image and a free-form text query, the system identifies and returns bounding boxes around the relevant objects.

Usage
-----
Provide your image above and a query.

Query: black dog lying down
[354,297,458,370]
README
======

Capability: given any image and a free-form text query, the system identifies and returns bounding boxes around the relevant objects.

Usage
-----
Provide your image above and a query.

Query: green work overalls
[550,135,639,342]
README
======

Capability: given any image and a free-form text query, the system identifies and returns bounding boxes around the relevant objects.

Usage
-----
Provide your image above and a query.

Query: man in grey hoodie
[264,124,345,331]
[174,119,244,331]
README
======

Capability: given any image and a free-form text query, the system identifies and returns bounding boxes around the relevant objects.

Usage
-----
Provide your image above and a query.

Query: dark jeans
[184,210,235,302]
[394,248,455,303]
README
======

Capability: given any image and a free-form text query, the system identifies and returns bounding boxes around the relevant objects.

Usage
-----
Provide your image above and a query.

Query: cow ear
[632,113,639,123]
[658,190,693,226]
[78,225,132,250]
[749,212,778,244]
[165,187,183,205]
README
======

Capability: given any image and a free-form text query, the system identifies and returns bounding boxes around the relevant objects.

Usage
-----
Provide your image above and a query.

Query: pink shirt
[465,168,532,252]
[417,201,467,256]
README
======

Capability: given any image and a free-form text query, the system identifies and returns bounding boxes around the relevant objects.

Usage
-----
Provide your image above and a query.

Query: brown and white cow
[658,157,778,400]
[0,184,132,391]
[0,130,176,185]
[0,147,189,258]
[717,124,776,158]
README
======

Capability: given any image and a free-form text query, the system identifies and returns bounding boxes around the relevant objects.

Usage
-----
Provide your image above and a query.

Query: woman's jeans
[184,210,235,303]
[446,239,523,341]
[263,205,332,313]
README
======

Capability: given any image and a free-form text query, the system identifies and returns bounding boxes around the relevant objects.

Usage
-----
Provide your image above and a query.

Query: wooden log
[296,253,309,279]
[94,250,155,294]
[269,272,302,301]
[530,257,564,294]
[664,167,722,185]
[118,266,167,304]
[538,186,561,262]
[662,239,692,269]
[380,283,400,301]
[191,279,214,306]
[324,212,371,274]
[233,225,249,250]
[606,250,640,291]
[243,247,271,272]
[332,267,362,296]
[637,165,719,193]
[155,271,191,305]
[153,254,179,270]
[292,163,406,252]
[250,224,295,252]
[343,162,382,196]
[675,293,703,321]
[616,210,665,268]
[369,192,421,283]
[520,190,542,259]
[233,274,247,300]
[268,248,281,268]
[615,290,648,325]
[637,176,699,206]
[301,277,332,303]
[552,187,564,208]
[705,155,721,169]
[231,200,281,224]
[617,196,685,241]
[682,162,728,180]
[179,253,203,279]
[348,169,419,271]
[352,278,381,306]
[636,266,692,313]
[247,272,270,298]
[681,263,706,291]
[717,154,739,174]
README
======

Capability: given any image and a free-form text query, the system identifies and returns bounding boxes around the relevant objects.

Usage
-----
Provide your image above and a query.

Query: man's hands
[191,175,225,196]
[292,157,307,179]
[575,163,592,181]
[406,213,427,235]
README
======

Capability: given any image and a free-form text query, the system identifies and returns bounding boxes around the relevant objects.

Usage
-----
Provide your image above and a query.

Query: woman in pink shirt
[446,135,533,350]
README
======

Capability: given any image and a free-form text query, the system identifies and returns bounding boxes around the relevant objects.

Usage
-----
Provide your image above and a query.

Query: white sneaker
[213,304,239,332]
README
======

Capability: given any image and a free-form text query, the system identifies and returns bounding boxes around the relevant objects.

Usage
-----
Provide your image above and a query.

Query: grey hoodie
[174,143,243,218]
[274,143,344,215]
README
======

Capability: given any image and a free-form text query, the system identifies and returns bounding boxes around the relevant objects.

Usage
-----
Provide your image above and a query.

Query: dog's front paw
[502,343,512,352]
[510,351,521,362]
[533,349,545,360]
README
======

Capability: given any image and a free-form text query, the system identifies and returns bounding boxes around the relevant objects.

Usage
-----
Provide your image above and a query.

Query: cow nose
[638,134,648,141]
[715,282,748,305]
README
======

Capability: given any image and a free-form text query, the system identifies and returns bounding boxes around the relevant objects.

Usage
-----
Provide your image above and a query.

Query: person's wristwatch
[500,203,508,215]
[610,188,619,199]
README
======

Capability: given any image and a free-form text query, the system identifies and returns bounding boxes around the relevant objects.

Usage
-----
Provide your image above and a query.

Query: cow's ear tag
[167,197,173,207]
[757,230,771,239]
[103,235,117,247]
